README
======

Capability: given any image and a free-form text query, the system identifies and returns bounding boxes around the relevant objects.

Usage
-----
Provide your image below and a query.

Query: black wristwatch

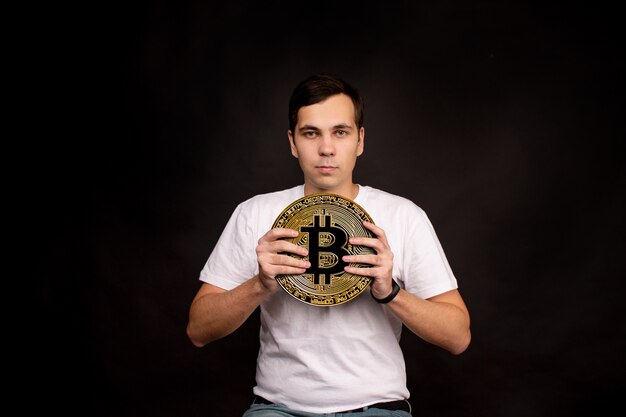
[371,279,401,304]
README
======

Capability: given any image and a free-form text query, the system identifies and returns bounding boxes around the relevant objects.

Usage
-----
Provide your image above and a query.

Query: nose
[318,134,335,156]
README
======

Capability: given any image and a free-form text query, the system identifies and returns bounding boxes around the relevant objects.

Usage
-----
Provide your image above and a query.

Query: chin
[315,183,341,194]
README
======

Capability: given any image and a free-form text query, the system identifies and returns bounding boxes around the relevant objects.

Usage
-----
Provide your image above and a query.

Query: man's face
[288,93,364,197]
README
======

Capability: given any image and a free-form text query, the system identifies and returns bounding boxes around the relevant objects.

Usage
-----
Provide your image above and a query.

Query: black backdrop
[42,1,625,416]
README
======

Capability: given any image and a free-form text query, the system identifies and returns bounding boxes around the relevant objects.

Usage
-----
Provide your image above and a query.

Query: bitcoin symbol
[272,193,376,306]
[300,214,348,285]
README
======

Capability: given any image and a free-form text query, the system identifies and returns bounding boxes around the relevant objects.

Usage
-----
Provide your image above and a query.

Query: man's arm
[344,221,471,355]
[385,288,470,355]
[187,228,309,347]
[186,278,269,347]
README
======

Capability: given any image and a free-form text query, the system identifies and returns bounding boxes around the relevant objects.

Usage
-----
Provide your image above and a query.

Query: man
[187,74,471,416]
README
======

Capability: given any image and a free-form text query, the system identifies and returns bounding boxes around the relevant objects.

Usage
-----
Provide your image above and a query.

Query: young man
[187,74,471,416]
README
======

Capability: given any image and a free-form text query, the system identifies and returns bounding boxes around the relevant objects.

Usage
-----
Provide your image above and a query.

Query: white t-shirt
[200,185,458,413]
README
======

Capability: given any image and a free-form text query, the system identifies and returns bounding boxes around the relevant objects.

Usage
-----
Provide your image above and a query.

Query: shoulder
[238,185,303,210]
[231,185,304,228]
[360,186,426,219]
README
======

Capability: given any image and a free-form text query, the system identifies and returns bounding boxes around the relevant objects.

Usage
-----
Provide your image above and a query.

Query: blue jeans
[242,401,412,417]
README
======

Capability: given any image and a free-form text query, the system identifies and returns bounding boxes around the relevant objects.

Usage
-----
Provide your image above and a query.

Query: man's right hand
[256,228,310,292]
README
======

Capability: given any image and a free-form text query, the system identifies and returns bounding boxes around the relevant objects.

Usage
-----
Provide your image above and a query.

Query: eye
[336,130,347,137]
[303,131,317,138]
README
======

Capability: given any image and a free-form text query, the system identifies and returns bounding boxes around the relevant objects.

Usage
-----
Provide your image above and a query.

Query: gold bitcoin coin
[272,193,376,306]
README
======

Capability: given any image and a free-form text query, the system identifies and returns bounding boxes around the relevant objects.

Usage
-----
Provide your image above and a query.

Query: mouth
[316,165,337,174]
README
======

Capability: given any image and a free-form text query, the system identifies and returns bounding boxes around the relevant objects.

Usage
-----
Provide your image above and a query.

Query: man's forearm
[387,289,471,355]
[187,276,271,347]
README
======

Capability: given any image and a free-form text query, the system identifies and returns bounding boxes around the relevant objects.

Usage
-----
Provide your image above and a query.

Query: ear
[288,130,298,158]
[356,127,365,157]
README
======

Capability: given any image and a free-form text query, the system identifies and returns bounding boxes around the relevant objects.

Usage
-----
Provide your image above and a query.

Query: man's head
[288,74,364,134]
[287,74,365,198]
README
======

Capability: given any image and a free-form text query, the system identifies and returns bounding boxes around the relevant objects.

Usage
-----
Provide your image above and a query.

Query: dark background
[42,1,624,416]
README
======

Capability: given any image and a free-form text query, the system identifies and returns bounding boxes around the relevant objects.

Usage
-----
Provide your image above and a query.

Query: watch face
[272,193,375,306]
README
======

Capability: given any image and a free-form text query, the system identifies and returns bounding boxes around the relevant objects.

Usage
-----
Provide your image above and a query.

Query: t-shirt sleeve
[199,202,259,290]
[401,204,458,299]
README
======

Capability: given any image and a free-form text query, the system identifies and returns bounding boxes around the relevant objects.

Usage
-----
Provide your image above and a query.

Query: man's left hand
[343,221,395,300]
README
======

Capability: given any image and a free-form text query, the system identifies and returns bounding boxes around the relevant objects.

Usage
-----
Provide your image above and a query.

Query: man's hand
[342,221,395,299]
[256,228,310,292]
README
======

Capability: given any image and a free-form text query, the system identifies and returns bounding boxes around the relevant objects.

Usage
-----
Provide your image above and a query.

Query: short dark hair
[288,74,364,133]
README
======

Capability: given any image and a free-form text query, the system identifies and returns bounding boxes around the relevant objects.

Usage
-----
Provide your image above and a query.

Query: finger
[362,221,390,245]
[261,255,309,278]
[274,266,309,276]
[283,267,308,275]
[348,236,386,252]
[269,254,311,269]
[259,228,299,243]
[342,254,379,265]
[263,265,308,279]
[267,240,309,257]
[344,265,379,277]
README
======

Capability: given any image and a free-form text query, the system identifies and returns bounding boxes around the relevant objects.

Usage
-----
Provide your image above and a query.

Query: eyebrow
[298,125,321,133]
[298,123,354,133]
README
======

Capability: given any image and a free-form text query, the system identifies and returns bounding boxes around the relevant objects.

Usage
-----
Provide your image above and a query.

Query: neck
[303,183,359,200]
